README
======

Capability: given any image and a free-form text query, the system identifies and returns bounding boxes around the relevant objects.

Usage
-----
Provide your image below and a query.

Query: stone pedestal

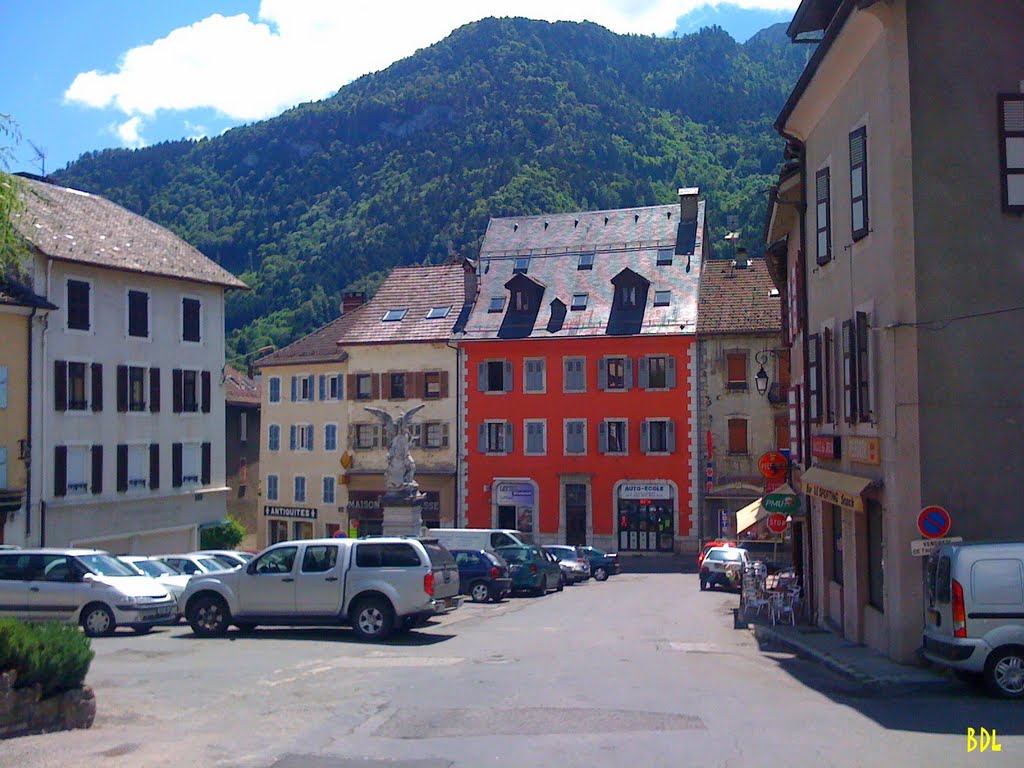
[381,491,426,537]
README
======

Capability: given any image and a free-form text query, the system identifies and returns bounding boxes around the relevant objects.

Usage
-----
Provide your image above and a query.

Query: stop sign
[766,513,789,534]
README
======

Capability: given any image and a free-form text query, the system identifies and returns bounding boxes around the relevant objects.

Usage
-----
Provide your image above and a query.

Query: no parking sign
[917,506,951,539]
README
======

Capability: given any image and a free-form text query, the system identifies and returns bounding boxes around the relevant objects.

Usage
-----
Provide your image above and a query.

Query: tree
[0,114,29,278]
[199,516,246,550]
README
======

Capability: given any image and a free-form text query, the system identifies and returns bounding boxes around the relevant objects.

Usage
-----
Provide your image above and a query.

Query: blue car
[450,549,513,602]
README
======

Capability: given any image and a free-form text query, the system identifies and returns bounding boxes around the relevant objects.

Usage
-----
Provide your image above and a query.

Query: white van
[427,528,529,552]
[923,541,1024,698]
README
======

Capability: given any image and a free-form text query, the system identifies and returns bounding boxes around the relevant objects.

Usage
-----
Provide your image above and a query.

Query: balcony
[0,488,25,514]
[767,383,789,405]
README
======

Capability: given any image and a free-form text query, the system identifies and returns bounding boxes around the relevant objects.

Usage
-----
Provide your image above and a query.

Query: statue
[364,404,426,498]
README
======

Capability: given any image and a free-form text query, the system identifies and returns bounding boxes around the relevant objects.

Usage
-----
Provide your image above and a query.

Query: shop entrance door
[497,505,516,530]
[618,499,674,552]
[565,483,587,546]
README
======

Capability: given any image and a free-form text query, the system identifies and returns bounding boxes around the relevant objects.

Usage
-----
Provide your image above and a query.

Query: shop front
[615,481,675,552]
[492,479,537,536]
[264,504,318,544]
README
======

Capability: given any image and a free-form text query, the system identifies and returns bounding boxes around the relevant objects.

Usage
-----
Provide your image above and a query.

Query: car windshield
[588,547,606,557]
[207,555,241,568]
[134,559,177,577]
[422,543,456,567]
[198,558,227,571]
[496,547,530,564]
[708,549,745,562]
[484,551,508,567]
[77,554,138,577]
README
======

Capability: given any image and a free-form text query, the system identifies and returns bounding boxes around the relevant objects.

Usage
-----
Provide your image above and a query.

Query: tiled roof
[462,202,704,340]
[223,364,261,406]
[696,257,781,335]
[10,175,247,290]
[0,274,56,310]
[256,263,469,367]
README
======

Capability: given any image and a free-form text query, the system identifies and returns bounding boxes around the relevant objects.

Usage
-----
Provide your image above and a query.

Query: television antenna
[28,140,47,177]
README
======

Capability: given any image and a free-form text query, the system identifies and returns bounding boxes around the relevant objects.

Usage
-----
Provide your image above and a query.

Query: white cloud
[65,0,800,142]
[116,116,146,148]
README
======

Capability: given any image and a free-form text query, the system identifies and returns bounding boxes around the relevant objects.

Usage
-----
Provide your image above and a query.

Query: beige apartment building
[255,263,473,549]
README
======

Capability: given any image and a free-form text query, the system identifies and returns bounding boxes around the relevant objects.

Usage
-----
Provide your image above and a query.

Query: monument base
[381,491,426,538]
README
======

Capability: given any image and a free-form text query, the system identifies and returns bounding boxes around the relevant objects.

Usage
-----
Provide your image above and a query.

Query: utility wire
[887,304,1024,331]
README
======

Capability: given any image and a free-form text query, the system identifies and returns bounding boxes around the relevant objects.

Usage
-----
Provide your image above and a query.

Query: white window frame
[64,276,94,335]
[181,443,201,486]
[294,475,307,503]
[324,423,338,451]
[126,443,149,492]
[297,424,314,452]
[354,423,378,450]
[356,374,373,400]
[268,424,281,452]
[64,360,94,414]
[563,419,587,456]
[266,474,279,501]
[268,376,282,404]
[327,373,343,401]
[66,444,90,496]
[180,294,204,344]
[125,287,152,341]
[563,356,586,393]
[523,358,546,394]
[422,422,447,449]
[322,475,336,505]
[523,419,547,456]
[644,418,674,456]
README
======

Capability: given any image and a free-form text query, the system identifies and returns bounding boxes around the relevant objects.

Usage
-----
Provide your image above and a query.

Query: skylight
[488,296,505,313]
[578,252,595,270]
[426,305,452,319]
[654,290,671,307]
[513,257,530,274]
[382,309,408,322]
[571,293,588,311]
[657,248,674,266]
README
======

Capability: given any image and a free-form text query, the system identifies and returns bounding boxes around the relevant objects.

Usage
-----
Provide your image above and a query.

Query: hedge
[0,619,94,698]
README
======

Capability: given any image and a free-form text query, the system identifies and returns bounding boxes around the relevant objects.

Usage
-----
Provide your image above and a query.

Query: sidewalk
[748,618,957,693]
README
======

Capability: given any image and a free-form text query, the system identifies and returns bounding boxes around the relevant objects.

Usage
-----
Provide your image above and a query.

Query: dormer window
[621,285,638,308]
[571,293,588,311]
[654,290,671,307]
[488,297,505,313]
[656,248,674,266]
[513,257,530,274]
[578,252,594,270]
[426,305,451,319]
[513,291,529,312]
[382,309,407,322]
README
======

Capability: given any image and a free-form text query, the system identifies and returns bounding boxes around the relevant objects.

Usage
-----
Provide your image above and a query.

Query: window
[268,424,281,451]
[266,474,279,501]
[184,370,200,412]
[355,423,378,449]
[291,424,314,452]
[356,374,373,400]
[657,247,674,266]
[564,419,587,455]
[182,298,201,342]
[619,284,639,308]
[292,375,314,402]
[571,293,588,311]
[842,320,857,423]
[726,352,747,391]
[181,444,200,485]
[65,446,90,495]
[643,419,675,454]
[269,377,281,403]
[727,418,748,455]
[172,369,209,414]
[382,308,407,322]
[294,476,306,503]
[421,422,448,449]
[479,360,511,393]
[426,305,451,319]
[302,545,338,573]
[849,127,869,240]
[239,411,248,442]
[66,279,90,331]
[577,252,594,270]
[867,501,883,611]
[856,311,871,423]
[513,257,530,274]
[643,356,672,389]
[487,296,505,313]
[268,518,287,543]
[524,359,545,393]
[324,424,338,451]
[600,356,630,391]
[356,542,422,568]
[128,366,146,411]
[322,476,336,505]
[654,290,671,307]
[424,371,442,399]
[323,374,342,400]
[0,365,7,409]
[563,357,586,393]
[389,372,407,399]
[998,93,1024,211]
[815,167,832,265]
[479,421,511,454]
[512,290,530,312]
[68,362,88,410]
[253,546,297,574]
[126,290,149,339]
[601,419,628,455]
[775,413,790,451]
[118,444,148,492]
[808,334,821,423]
[524,420,546,455]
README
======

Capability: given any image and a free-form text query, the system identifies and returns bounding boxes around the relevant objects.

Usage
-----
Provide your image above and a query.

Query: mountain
[671,3,794,43]
[50,17,809,363]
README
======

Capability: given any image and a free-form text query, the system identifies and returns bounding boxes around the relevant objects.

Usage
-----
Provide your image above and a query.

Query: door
[0,552,29,619]
[295,544,343,614]
[27,554,82,622]
[238,545,299,614]
[497,505,516,530]
[565,483,587,546]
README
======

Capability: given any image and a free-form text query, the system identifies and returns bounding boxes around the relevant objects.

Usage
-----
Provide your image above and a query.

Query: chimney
[340,291,365,316]
[463,259,478,305]
[678,186,700,222]
[733,247,749,269]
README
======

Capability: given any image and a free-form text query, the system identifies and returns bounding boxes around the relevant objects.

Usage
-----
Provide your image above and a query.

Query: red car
[698,540,737,568]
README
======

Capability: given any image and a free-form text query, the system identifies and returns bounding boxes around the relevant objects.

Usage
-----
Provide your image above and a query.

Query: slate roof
[257,263,469,367]
[10,175,247,290]
[462,201,705,340]
[223,364,262,406]
[696,256,781,336]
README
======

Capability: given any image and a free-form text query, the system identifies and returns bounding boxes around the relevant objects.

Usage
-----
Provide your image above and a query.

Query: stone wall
[0,670,96,739]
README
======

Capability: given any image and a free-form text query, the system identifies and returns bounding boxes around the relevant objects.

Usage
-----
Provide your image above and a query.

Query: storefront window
[867,501,883,610]
[831,504,843,585]
[347,490,384,537]
[617,483,674,552]
[292,521,314,540]
[268,519,288,544]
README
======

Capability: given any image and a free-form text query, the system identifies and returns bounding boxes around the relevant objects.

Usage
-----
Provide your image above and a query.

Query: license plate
[444,597,454,609]
[142,609,172,620]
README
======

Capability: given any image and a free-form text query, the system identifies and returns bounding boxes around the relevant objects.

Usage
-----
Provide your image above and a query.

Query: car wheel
[984,647,1024,699]
[594,566,608,582]
[81,603,116,637]
[470,581,491,603]
[188,594,231,637]
[699,578,707,591]
[352,597,394,641]
[556,575,564,592]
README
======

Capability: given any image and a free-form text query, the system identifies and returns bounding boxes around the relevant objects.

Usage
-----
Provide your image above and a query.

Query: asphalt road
[3,573,1022,768]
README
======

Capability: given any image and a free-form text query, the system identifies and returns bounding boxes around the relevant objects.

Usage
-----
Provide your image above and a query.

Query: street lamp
[754,350,778,397]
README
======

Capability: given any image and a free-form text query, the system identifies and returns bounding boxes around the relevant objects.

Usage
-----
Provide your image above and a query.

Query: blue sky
[1,1,797,175]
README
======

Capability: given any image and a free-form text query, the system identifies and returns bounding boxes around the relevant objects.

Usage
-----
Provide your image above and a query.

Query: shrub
[0,619,94,698]
[200,515,246,550]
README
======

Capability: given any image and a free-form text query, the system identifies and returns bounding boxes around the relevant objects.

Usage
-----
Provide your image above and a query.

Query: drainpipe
[695,338,705,550]
[445,336,462,528]
[40,257,52,546]
[24,306,36,542]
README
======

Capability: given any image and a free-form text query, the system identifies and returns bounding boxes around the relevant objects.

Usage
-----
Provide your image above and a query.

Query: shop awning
[800,466,874,513]
[735,498,766,535]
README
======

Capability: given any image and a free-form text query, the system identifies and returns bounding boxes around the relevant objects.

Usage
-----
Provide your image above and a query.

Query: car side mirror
[246,561,257,575]
[82,573,96,585]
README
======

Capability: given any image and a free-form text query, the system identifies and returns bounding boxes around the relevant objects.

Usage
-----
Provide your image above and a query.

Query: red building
[459,189,708,554]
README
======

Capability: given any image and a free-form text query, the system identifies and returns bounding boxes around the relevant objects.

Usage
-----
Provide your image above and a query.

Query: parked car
[544,545,590,584]
[119,556,193,612]
[450,548,512,602]
[191,550,253,568]
[698,540,737,568]
[427,528,530,551]
[0,548,177,636]
[923,541,1024,698]
[699,546,749,591]
[495,545,562,596]
[180,537,463,641]
[155,554,234,576]
[577,546,620,581]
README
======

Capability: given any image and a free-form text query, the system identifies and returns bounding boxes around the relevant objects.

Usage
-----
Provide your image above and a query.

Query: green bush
[200,515,246,550]
[0,619,95,698]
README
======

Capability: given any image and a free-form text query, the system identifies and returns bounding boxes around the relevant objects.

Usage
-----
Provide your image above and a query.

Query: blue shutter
[308,424,315,451]
[289,425,297,451]
[290,376,298,402]
[640,421,650,454]
[598,359,608,390]
[624,357,634,390]
[307,375,315,400]
[638,357,649,389]
[667,420,676,453]
[0,366,7,409]
[478,423,487,453]
[319,375,326,401]
[504,422,514,452]
[598,422,608,454]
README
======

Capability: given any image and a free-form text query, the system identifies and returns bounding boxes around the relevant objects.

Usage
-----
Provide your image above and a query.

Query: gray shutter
[91,363,103,412]
[477,362,487,392]
[116,444,128,492]
[201,442,211,485]
[291,376,298,401]
[91,445,103,494]
[624,357,634,390]
[504,422,513,452]
[54,446,67,496]
[598,358,608,390]
[442,423,449,448]
[319,375,326,401]
[307,375,315,399]
[638,356,649,389]
[598,422,608,453]
[149,444,159,490]
[503,361,513,392]
[149,367,161,412]
[308,424,315,452]
[172,443,182,488]
[116,365,128,412]
[640,421,650,454]
[623,421,629,454]
[478,423,487,453]
[201,370,211,413]
[54,361,67,411]
[373,425,381,448]
[666,356,677,389]
[667,420,676,453]
[290,425,297,450]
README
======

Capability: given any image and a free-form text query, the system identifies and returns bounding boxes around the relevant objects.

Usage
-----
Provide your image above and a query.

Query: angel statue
[364,404,426,495]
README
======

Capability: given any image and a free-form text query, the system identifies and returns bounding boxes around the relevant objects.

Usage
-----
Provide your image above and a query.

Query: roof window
[578,252,595,270]
[382,309,407,322]
[513,257,530,274]
[426,305,452,319]
[488,296,505,313]
[654,290,671,307]
[657,248,674,266]
[571,293,588,311]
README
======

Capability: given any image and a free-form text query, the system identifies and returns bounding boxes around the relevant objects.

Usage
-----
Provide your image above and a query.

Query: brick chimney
[463,258,478,305]
[678,186,700,222]
[340,291,365,315]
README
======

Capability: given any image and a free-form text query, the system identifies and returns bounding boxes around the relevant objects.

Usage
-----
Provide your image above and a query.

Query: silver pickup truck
[181,537,462,641]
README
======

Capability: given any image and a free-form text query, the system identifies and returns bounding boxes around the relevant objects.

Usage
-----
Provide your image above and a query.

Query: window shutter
[117,365,129,412]
[728,419,747,454]
[382,373,392,400]
[91,445,103,495]
[504,422,513,452]
[666,355,677,389]
[0,366,7,409]
[291,376,298,401]
[371,374,380,400]
[598,358,608,390]
[201,370,211,413]
[849,127,869,239]
[503,361,513,392]
[478,424,487,453]
[55,361,67,411]
[116,444,128,492]
[372,425,381,448]
[442,423,450,448]
[823,328,833,422]
[308,425,315,452]
[306,375,314,400]
[477,362,487,392]
[319,375,326,401]
[172,443,183,488]
[91,363,103,412]
[640,421,650,454]
[149,443,159,489]
[54,445,67,496]
[998,94,1024,211]
[815,167,832,265]
[290,425,297,451]
[598,422,608,453]
[346,374,356,400]
[624,357,634,390]
[638,356,649,389]
[666,419,676,453]
[201,442,211,485]
[842,319,857,423]
[149,367,160,412]
[856,311,871,422]
[346,424,354,449]
[172,369,183,413]
[622,421,629,454]
[807,334,821,423]
[440,371,449,398]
